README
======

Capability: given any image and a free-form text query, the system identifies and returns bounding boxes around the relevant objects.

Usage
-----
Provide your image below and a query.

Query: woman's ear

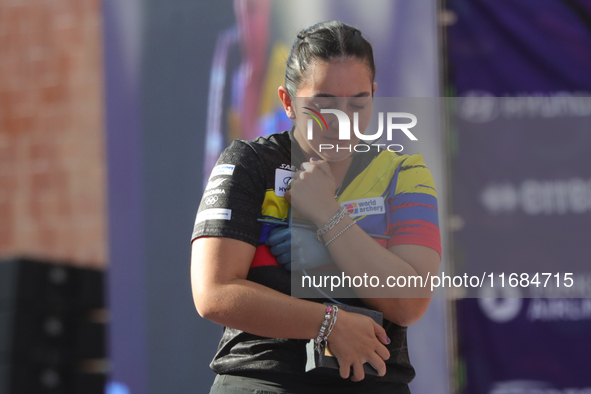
[278,86,295,119]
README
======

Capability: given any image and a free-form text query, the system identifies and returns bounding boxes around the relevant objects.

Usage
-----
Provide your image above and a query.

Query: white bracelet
[324,220,355,246]
[315,305,339,355]
[316,206,347,242]
[325,306,338,339]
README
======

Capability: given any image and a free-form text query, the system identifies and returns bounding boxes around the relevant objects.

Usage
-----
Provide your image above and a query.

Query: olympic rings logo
[204,195,218,205]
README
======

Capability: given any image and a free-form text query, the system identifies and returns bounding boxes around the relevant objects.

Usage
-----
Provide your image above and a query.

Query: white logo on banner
[457,91,498,123]
[489,380,591,394]
[480,178,591,215]
[478,297,522,324]
[478,283,523,323]
[459,90,591,123]
[527,298,591,322]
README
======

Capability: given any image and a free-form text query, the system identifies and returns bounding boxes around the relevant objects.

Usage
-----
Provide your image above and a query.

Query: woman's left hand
[284,159,340,227]
[266,225,335,271]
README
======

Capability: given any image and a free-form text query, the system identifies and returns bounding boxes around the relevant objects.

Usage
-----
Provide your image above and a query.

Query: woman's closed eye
[349,97,370,109]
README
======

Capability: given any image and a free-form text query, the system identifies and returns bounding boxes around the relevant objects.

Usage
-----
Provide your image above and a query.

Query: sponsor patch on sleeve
[209,164,235,178]
[205,177,228,190]
[274,168,293,197]
[195,208,232,224]
[340,197,385,217]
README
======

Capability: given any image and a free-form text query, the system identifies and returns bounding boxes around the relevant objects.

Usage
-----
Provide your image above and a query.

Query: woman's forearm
[314,212,439,325]
[318,214,422,289]
[194,275,329,339]
[192,237,331,339]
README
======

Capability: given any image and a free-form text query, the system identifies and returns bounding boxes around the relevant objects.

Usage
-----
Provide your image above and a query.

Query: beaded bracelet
[315,305,339,356]
[316,206,347,242]
[324,220,355,246]
[325,306,338,339]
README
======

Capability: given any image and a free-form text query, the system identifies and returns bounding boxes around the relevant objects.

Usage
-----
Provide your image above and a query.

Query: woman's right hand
[326,309,390,381]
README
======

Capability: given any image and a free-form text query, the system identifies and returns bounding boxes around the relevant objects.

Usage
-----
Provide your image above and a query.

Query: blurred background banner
[448,0,591,94]
[448,0,591,392]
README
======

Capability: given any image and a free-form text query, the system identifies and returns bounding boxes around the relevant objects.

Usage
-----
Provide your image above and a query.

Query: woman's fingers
[335,346,387,381]
[311,159,333,176]
[327,311,392,382]
[373,320,390,347]
[373,321,391,361]
[375,342,390,362]
[350,361,365,382]
[301,159,333,177]
[300,162,313,171]
[339,358,352,379]
[367,352,388,377]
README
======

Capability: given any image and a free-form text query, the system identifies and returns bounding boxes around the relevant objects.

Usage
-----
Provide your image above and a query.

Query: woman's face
[291,58,376,162]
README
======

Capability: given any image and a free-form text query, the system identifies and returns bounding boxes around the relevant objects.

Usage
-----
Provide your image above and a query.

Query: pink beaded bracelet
[315,305,338,355]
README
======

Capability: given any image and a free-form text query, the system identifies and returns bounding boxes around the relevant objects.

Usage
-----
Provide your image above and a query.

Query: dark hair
[285,21,376,97]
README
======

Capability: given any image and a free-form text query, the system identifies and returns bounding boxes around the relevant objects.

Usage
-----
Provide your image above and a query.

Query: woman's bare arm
[322,217,441,326]
[191,235,392,381]
[191,236,329,339]
[287,160,441,326]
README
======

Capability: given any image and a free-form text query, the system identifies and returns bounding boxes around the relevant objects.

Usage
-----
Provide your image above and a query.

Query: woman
[191,21,441,394]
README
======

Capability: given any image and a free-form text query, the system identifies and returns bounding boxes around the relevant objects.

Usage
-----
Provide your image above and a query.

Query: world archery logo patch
[340,197,385,217]
[209,164,235,178]
[345,202,359,215]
